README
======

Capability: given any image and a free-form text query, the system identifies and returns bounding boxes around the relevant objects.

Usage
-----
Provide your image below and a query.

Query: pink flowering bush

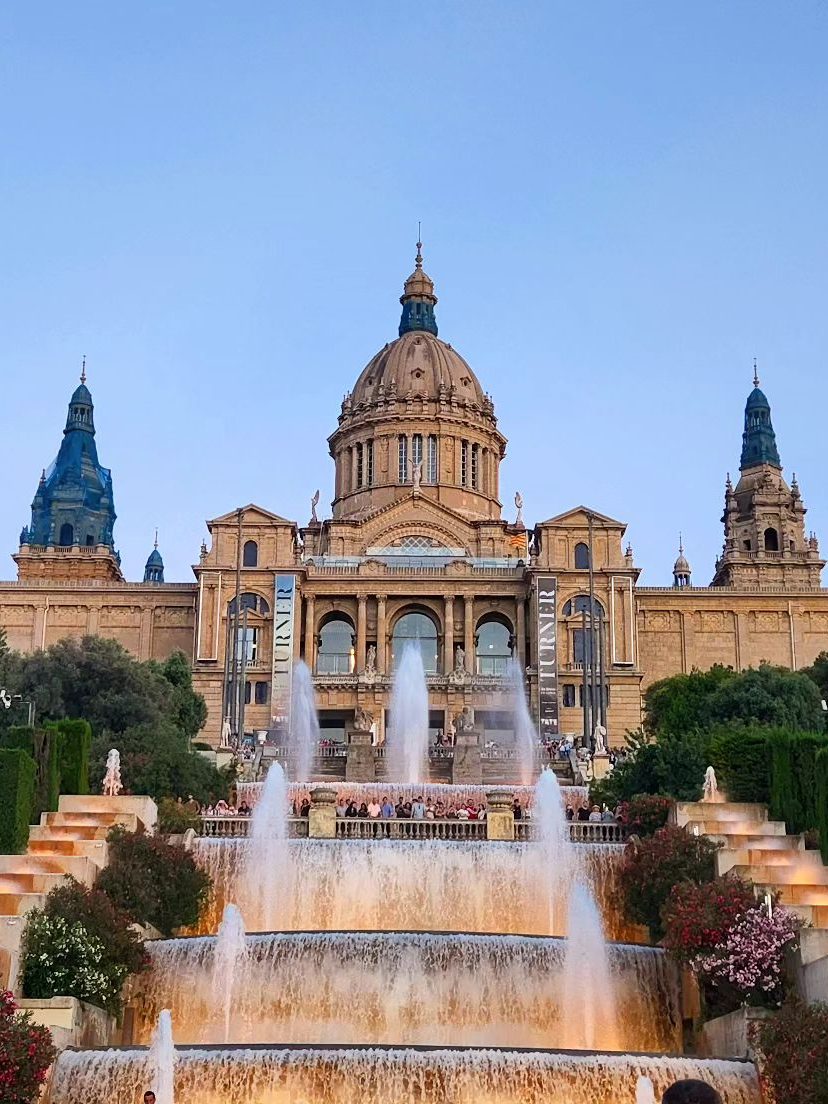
[693,904,800,1012]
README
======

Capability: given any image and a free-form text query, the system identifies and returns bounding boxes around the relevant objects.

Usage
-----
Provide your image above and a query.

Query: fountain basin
[47,1043,761,1104]
[129,930,680,1053]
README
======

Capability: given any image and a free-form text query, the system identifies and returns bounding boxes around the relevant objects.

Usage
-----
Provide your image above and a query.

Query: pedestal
[451,727,482,786]
[592,753,611,780]
[486,788,515,841]
[308,787,337,839]
[345,727,376,783]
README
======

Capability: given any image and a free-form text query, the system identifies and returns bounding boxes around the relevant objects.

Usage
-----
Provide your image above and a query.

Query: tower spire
[80,355,87,385]
[399,235,438,337]
[753,357,759,388]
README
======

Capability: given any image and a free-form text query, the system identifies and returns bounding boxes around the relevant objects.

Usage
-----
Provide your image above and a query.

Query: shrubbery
[96,827,211,936]
[48,718,91,795]
[157,796,201,835]
[20,880,144,1016]
[662,875,758,965]
[591,730,709,807]
[0,748,36,854]
[759,1000,828,1104]
[0,726,60,818]
[0,989,56,1104]
[619,826,719,939]
[615,794,674,837]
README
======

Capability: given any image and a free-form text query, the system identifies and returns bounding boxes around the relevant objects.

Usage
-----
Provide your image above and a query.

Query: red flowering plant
[759,999,828,1104]
[0,989,56,1104]
[662,875,757,966]
[616,794,675,837]
[619,825,719,939]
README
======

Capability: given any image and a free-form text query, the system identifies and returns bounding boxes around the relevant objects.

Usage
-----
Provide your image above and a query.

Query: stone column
[464,596,475,672]
[515,596,526,667]
[486,789,515,841]
[443,596,455,674]
[304,594,316,669]
[345,725,376,782]
[376,595,387,673]
[309,787,337,838]
[451,727,482,786]
[356,594,367,671]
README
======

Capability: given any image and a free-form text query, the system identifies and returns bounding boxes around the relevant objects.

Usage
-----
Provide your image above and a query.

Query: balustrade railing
[198,815,626,843]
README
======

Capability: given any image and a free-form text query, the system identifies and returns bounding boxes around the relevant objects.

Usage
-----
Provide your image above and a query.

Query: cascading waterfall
[386,644,429,783]
[147,1010,175,1104]
[190,838,638,942]
[129,930,681,1052]
[559,883,620,1050]
[242,763,291,931]
[211,905,247,1045]
[507,657,538,785]
[47,1047,761,1104]
[636,1076,657,1104]
[290,661,321,782]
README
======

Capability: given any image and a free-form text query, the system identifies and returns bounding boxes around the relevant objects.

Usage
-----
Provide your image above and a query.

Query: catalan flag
[509,530,528,553]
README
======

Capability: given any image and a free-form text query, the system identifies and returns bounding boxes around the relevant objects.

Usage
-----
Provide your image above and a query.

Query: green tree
[644,663,825,736]
[802,651,828,702]
[591,729,709,806]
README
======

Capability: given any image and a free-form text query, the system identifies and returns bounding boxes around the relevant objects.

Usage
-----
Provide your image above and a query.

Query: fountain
[386,643,429,783]
[636,1076,657,1104]
[534,768,578,933]
[242,763,291,931]
[211,905,247,1044]
[46,653,763,1104]
[290,661,321,782]
[559,883,620,1050]
[703,766,720,803]
[147,1010,175,1104]
[507,658,538,784]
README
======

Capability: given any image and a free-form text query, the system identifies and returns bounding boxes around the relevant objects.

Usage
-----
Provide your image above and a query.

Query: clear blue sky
[1,2,826,585]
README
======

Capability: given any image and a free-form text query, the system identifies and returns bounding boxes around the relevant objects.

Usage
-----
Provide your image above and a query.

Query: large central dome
[327,245,507,523]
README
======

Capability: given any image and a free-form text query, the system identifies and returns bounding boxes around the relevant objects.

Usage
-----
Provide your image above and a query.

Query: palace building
[2,246,827,752]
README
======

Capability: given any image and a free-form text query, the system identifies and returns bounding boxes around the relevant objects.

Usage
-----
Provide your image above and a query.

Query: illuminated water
[211,905,247,1045]
[290,661,321,782]
[241,763,291,931]
[386,644,429,783]
[507,658,538,785]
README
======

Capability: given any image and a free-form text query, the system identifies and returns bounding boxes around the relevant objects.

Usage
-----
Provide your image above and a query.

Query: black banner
[536,575,559,738]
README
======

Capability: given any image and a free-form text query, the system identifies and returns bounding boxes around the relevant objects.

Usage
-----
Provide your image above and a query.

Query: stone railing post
[451,726,482,786]
[345,726,376,782]
[486,788,515,841]
[308,787,337,839]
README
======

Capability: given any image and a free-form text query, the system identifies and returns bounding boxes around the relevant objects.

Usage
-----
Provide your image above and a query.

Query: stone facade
[2,249,827,749]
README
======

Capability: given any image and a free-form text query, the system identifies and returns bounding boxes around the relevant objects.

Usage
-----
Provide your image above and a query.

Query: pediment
[537,505,627,531]
[356,494,477,553]
[208,503,295,528]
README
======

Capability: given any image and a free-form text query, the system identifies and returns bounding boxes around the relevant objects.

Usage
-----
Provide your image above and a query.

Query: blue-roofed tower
[15,363,123,582]
[712,364,823,589]
[144,533,164,583]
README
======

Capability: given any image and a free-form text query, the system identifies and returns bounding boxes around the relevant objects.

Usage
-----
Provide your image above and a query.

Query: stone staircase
[676,800,828,929]
[0,796,157,990]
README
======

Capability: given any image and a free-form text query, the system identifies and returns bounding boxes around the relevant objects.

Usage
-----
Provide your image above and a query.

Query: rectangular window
[412,434,423,471]
[244,680,252,704]
[460,440,469,486]
[254,681,269,705]
[562,684,576,708]
[237,626,259,665]
[573,629,585,665]
[356,443,364,488]
[398,435,408,483]
[427,435,438,483]
[366,439,374,485]
[471,444,479,489]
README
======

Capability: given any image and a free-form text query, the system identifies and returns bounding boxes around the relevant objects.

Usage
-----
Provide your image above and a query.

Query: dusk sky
[1,2,826,585]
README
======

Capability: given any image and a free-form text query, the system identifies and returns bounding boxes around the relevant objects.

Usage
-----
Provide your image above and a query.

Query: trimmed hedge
[816,749,828,865]
[708,727,770,803]
[0,726,61,818]
[47,719,91,795]
[768,731,828,835]
[0,747,37,853]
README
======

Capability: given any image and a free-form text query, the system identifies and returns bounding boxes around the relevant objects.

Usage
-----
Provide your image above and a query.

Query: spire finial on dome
[154,527,158,550]
[399,234,438,337]
[80,355,87,385]
[753,357,759,388]
[415,222,423,271]
[678,531,684,554]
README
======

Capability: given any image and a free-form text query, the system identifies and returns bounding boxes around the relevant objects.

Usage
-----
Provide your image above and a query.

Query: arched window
[59,523,74,547]
[317,617,355,675]
[574,542,590,569]
[475,617,513,676]
[243,540,258,567]
[228,592,270,616]
[563,595,605,618]
[392,611,439,673]
[764,527,780,552]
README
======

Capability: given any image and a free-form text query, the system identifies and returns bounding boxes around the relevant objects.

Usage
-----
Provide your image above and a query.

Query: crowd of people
[333,796,488,821]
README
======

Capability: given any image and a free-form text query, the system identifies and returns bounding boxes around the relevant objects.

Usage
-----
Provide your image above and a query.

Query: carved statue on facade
[365,644,377,674]
[412,460,423,492]
[593,722,608,756]
[354,707,374,732]
[514,492,524,528]
[454,644,465,673]
[310,490,320,524]
[220,716,232,748]
[454,706,475,732]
